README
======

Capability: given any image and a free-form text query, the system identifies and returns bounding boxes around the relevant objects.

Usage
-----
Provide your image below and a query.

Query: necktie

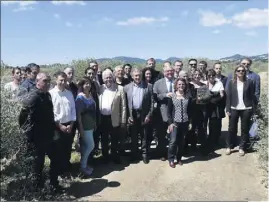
[169,80,173,92]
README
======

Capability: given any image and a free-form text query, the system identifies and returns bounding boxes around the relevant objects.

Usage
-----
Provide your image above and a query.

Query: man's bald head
[36,72,51,92]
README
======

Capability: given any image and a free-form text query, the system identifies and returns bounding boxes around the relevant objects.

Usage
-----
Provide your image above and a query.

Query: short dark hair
[199,60,208,67]
[123,63,132,69]
[24,67,32,74]
[188,58,197,64]
[147,58,156,64]
[11,67,21,75]
[213,61,222,67]
[53,71,67,79]
[174,60,183,65]
[27,63,40,69]
[84,67,95,75]
[241,57,252,65]
[206,69,216,79]
[88,60,98,65]
[77,76,92,94]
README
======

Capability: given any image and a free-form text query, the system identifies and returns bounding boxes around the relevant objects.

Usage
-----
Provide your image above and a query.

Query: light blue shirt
[165,78,174,92]
[132,82,144,110]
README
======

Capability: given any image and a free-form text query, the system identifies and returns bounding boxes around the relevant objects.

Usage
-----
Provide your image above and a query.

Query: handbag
[249,121,258,138]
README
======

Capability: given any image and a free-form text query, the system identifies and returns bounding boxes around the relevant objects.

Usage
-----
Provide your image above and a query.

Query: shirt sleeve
[218,81,224,91]
[69,92,76,122]
[75,95,84,115]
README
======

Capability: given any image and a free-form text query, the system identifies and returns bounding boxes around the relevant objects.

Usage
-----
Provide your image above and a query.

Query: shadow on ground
[68,179,120,198]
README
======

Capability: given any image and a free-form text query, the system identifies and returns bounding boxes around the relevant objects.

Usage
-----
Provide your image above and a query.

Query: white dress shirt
[165,77,174,92]
[49,86,76,123]
[100,86,116,115]
[232,81,251,110]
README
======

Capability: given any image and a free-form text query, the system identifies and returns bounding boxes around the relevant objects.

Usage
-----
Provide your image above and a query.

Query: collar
[54,86,66,93]
[103,83,116,91]
[132,81,143,88]
[165,77,174,83]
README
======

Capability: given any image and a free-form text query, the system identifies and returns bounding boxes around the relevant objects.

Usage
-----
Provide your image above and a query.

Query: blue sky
[1,0,268,66]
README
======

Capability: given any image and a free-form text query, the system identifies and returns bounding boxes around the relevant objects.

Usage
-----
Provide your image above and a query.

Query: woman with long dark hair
[226,65,257,156]
[167,78,192,168]
[142,67,154,84]
[75,76,97,176]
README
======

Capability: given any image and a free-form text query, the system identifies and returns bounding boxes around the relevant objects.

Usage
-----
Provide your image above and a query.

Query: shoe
[226,148,231,155]
[238,149,245,156]
[80,167,93,176]
[142,156,149,164]
[169,161,175,168]
[177,160,183,166]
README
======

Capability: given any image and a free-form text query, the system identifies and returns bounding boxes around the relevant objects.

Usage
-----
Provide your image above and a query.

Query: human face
[38,75,51,92]
[83,81,91,93]
[145,70,152,82]
[124,66,131,75]
[176,80,186,92]
[207,73,216,83]
[189,60,197,71]
[180,73,189,82]
[56,75,66,91]
[21,70,27,81]
[147,60,155,69]
[132,71,142,84]
[214,64,222,75]
[64,68,74,82]
[30,67,39,80]
[236,67,246,78]
[13,69,22,82]
[163,65,174,80]
[241,59,251,72]
[89,62,98,72]
[97,68,102,75]
[174,62,183,73]
[198,63,206,72]
[115,67,124,78]
[104,75,113,88]
[86,69,95,80]
[193,71,201,81]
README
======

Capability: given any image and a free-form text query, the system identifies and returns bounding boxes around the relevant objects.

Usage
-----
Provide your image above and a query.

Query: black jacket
[226,79,257,113]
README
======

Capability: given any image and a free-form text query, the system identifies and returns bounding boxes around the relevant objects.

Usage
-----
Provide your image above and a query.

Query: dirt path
[68,116,268,201]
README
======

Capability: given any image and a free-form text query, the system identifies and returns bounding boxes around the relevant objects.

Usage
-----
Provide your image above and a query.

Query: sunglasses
[241,63,250,66]
[237,69,245,73]
[189,64,197,66]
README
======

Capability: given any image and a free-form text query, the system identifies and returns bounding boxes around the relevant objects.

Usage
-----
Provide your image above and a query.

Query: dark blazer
[152,70,163,84]
[124,81,154,122]
[226,79,257,113]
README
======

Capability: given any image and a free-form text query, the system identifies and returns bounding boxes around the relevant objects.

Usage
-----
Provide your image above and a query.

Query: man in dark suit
[153,61,175,161]
[225,58,260,102]
[124,68,154,164]
[146,58,163,84]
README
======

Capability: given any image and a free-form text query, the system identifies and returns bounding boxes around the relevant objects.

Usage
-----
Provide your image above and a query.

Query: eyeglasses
[189,64,197,66]
[237,70,245,73]
[241,63,250,66]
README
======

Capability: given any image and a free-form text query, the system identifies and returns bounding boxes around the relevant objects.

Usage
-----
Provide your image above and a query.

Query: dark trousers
[67,122,77,164]
[27,141,59,187]
[100,115,120,158]
[189,115,207,149]
[156,121,168,158]
[129,109,151,157]
[168,122,189,162]
[206,118,222,153]
[93,128,100,151]
[227,109,252,150]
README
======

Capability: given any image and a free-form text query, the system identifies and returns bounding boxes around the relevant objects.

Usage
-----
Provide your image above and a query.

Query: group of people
[3,57,260,192]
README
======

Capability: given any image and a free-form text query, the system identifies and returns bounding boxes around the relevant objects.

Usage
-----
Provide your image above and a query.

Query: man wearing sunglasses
[188,58,197,74]
[226,58,260,102]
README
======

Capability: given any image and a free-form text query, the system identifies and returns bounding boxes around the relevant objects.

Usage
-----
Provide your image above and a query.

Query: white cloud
[116,16,169,26]
[245,31,258,37]
[54,13,61,19]
[181,10,189,17]
[232,8,268,28]
[1,1,37,12]
[198,10,231,26]
[51,1,86,6]
[212,29,221,34]
[65,21,73,27]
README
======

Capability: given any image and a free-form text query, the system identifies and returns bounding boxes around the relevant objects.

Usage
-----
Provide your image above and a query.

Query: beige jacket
[99,84,127,127]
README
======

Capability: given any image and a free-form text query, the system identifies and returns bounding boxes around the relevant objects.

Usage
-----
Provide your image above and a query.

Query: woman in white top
[226,65,256,156]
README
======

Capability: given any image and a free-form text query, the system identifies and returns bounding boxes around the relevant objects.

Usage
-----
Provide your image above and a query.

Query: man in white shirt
[4,67,22,99]
[49,71,76,173]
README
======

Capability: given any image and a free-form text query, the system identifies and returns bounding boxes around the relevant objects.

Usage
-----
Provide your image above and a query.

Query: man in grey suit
[153,61,175,161]
[124,68,154,164]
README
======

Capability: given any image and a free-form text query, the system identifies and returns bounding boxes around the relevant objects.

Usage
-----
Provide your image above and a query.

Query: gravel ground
[67,115,268,201]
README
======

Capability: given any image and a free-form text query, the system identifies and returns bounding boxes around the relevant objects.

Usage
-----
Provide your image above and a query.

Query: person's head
[206,69,217,84]
[85,67,95,81]
[27,63,40,80]
[88,60,98,73]
[131,68,142,84]
[213,62,222,75]
[188,59,197,72]
[11,67,22,82]
[21,68,27,81]
[174,78,187,94]
[233,64,246,82]
[123,64,132,76]
[192,70,202,82]
[142,67,153,83]
[178,70,190,83]
[163,61,174,80]
[102,69,114,88]
[103,66,113,72]
[198,61,207,72]
[54,71,67,91]
[77,76,92,94]
[64,66,75,83]
[97,67,102,75]
[174,60,183,73]
[36,72,51,92]
[240,58,252,72]
[114,65,124,79]
[146,58,156,69]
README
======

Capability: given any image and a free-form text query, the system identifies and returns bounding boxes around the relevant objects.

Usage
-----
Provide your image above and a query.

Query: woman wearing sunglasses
[225,65,257,156]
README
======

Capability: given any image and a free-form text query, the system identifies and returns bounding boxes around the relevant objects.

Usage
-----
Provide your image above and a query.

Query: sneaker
[238,149,245,156]
[226,148,231,155]
[80,167,93,176]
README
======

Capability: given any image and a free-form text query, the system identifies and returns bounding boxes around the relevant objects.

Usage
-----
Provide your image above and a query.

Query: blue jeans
[80,130,95,168]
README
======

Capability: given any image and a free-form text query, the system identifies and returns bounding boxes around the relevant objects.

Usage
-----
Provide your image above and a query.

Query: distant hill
[220,53,268,62]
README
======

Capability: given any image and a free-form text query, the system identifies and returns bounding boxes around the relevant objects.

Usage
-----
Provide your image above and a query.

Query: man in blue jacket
[225,58,260,102]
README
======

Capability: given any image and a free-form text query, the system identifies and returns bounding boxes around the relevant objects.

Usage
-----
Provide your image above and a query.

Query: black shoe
[142,155,149,164]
